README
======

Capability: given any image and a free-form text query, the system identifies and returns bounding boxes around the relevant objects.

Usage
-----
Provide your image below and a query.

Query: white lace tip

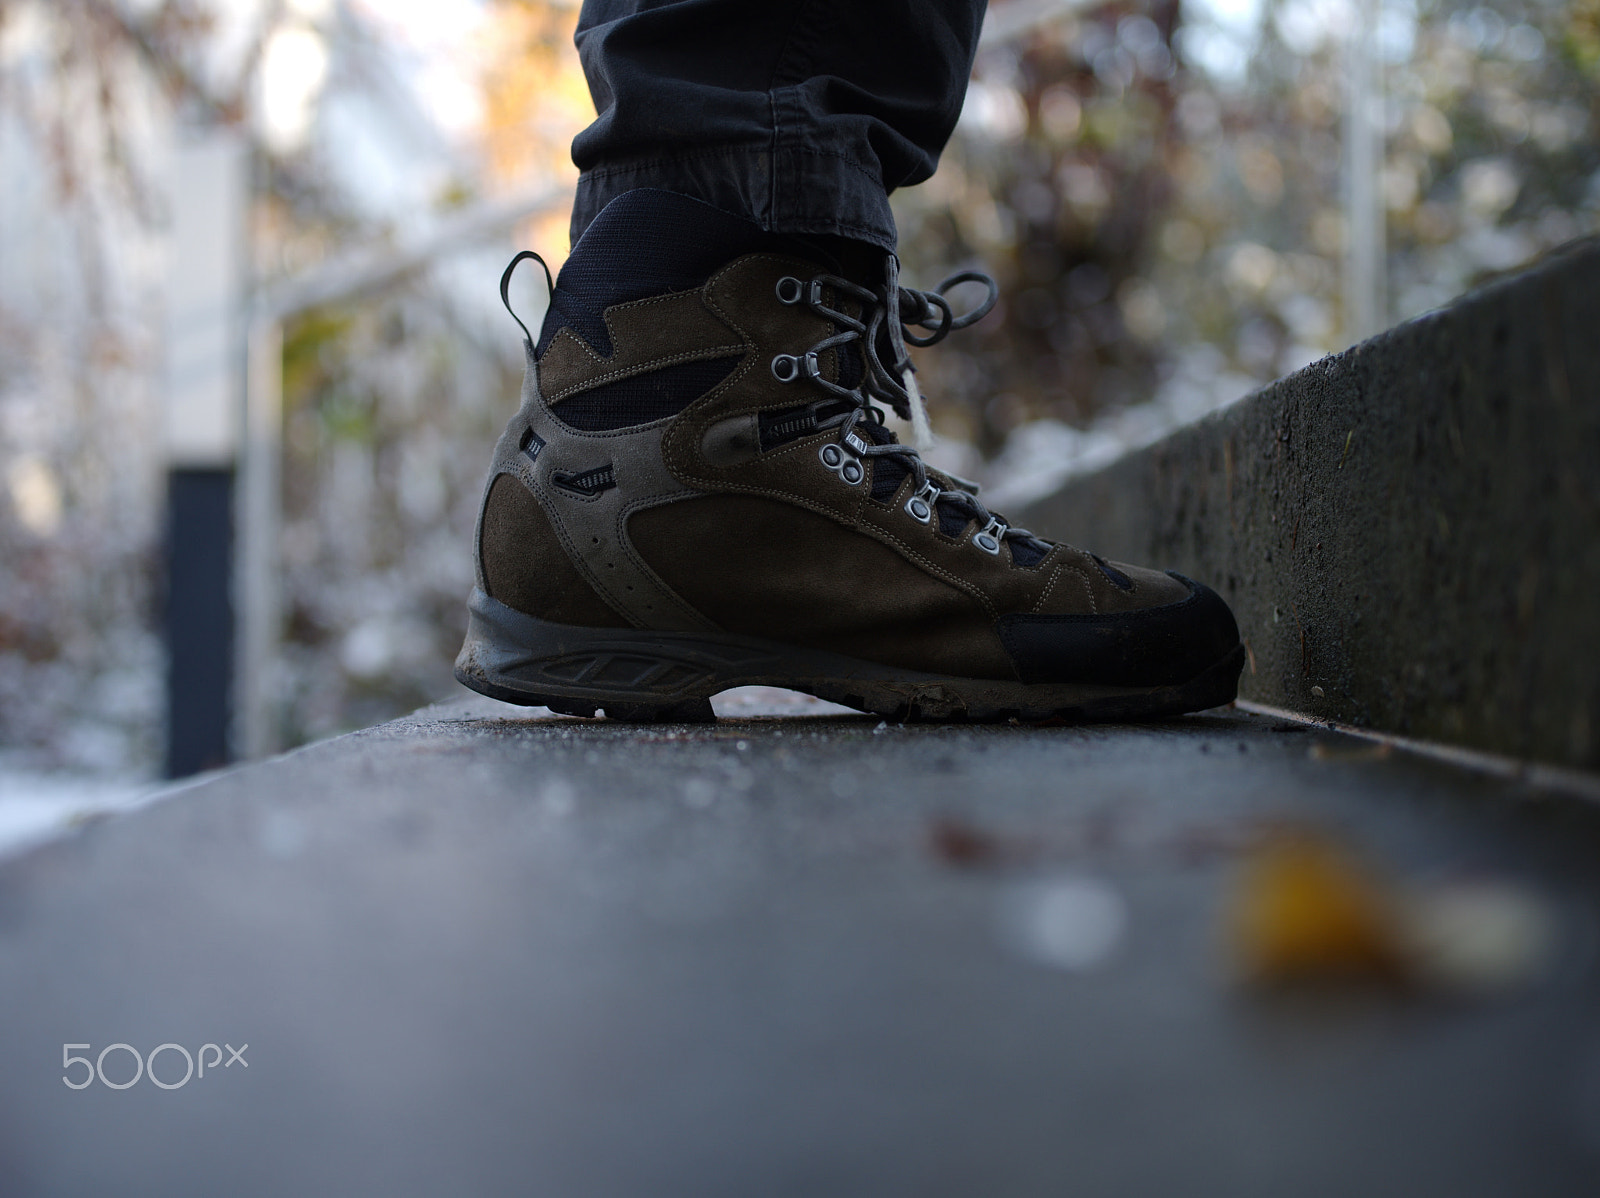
[903,368,934,451]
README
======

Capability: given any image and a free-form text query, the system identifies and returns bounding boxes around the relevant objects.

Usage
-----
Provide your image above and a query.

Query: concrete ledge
[6,697,1600,1194]
[1016,238,1600,770]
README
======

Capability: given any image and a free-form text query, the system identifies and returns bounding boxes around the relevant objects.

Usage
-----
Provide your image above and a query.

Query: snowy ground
[0,764,169,861]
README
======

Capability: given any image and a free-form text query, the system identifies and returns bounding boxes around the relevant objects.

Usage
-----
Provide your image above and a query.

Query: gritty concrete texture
[2,696,1599,1196]
[1016,239,1600,769]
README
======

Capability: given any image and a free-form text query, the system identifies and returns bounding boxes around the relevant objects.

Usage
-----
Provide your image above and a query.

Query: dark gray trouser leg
[570,0,989,251]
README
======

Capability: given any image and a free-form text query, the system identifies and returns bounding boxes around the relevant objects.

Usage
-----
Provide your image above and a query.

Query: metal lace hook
[500,250,554,348]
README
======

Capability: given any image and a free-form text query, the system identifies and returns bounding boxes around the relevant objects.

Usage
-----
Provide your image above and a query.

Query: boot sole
[455,589,1244,724]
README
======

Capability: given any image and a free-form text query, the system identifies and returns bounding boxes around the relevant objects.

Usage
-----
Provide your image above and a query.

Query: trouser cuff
[571,146,898,253]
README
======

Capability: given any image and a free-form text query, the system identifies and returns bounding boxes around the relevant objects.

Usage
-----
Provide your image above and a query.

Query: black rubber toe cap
[997,574,1241,687]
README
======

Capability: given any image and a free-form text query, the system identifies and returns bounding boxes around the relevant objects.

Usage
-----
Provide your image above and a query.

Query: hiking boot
[456,189,1244,722]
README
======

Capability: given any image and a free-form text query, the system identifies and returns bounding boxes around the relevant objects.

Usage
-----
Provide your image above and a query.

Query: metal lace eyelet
[905,482,938,524]
[770,351,817,383]
[775,276,805,305]
[819,441,863,485]
[973,517,1004,556]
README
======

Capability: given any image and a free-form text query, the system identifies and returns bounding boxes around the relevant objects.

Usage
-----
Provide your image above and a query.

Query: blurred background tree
[902,0,1598,504]
[270,0,586,745]
[896,2,1185,457]
[0,0,235,772]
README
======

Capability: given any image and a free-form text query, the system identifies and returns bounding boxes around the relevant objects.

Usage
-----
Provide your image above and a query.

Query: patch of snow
[0,766,164,860]
[710,687,857,718]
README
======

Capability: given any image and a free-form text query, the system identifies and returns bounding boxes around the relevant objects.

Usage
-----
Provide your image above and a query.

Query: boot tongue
[855,417,898,447]
[857,417,915,502]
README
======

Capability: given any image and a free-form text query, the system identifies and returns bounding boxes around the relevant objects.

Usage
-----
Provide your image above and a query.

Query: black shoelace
[768,258,1051,559]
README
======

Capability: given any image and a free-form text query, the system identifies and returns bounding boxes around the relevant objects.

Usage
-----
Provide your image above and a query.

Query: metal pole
[238,316,283,760]
[1343,0,1385,342]
[977,0,1095,47]
[163,130,246,777]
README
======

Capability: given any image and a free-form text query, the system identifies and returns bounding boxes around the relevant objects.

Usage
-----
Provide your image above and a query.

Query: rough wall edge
[1015,237,1600,769]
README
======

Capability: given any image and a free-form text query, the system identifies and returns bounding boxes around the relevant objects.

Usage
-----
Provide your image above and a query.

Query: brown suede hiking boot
[456,190,1243,722]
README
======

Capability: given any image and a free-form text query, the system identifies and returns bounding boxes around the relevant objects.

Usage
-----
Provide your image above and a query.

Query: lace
[770,259,1052,560]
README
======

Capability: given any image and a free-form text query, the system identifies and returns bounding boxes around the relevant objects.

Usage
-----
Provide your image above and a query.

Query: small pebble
[1001,876,1127,972]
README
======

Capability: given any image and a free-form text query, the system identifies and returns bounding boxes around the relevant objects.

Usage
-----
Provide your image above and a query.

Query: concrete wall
[1016,238,1600,769]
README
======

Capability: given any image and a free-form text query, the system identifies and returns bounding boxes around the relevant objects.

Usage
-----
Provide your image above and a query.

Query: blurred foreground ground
[1,694,1598,1195]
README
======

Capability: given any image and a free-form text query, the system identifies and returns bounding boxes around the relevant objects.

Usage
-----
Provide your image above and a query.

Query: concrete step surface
[1,696,1598,1195]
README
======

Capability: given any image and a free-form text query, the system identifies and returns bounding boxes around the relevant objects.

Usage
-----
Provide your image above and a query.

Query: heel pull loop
[500,250,554,348]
